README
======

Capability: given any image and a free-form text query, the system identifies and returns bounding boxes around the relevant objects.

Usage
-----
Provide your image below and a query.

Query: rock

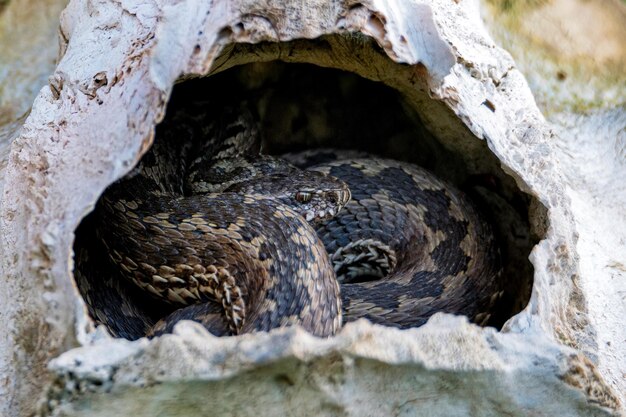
[0,0,623,416]
[45,317,617,417]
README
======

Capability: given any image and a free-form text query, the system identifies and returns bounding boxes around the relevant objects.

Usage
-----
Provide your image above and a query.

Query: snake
[90,99,503,338]
[289,152,502,328]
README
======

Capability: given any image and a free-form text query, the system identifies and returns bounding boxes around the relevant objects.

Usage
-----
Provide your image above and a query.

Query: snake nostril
[342,190,350,204]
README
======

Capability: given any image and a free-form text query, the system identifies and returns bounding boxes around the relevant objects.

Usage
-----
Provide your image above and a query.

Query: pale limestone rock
[480,0,626,409]
[0,0,623,416]
[46,317,616,417]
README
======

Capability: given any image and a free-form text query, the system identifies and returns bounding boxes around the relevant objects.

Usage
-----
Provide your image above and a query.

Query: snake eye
[295,191,312,203]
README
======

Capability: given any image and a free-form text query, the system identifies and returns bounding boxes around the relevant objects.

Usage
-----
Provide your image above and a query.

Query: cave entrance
[73,60,538,340]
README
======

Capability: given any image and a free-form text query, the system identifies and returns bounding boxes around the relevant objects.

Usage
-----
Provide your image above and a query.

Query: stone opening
[73,59,540,340]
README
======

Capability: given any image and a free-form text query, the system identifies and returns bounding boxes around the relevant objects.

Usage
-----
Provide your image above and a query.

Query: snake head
[290,173,352,223]
[227,170,351,223]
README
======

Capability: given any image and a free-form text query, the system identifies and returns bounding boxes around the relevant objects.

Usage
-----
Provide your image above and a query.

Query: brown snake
[89,100,503,338]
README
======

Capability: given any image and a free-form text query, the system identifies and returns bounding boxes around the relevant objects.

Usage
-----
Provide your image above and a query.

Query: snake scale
[93,100,503,338]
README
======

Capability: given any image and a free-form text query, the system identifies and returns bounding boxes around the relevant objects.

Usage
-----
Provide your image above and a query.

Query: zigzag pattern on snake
[91,100,503,338]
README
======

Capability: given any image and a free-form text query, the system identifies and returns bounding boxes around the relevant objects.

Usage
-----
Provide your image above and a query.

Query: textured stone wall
[0,0,623,416]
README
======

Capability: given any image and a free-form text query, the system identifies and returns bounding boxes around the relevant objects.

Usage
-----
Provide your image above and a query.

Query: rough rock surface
[47,317,615,417]
[0,0,623,416]
[481,0,626,408]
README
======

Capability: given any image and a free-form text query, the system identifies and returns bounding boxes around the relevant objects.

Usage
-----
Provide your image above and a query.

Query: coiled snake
[93,101,502,338]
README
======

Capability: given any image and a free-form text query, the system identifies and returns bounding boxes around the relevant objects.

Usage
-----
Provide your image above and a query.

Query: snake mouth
[300,187,351,223]
[304,207,339,223]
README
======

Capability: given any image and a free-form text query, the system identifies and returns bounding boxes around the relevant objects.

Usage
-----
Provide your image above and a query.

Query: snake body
[93,101,502,338]
[96,103,350,337]
[98,187,343,336]
[302,156,502,328]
